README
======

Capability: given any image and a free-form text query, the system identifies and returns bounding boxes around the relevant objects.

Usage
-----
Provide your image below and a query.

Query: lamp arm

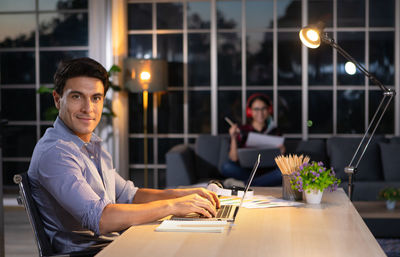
[320,33,396,200]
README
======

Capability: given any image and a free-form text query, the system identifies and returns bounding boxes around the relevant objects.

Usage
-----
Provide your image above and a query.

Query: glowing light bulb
[345,62,356,75]
[140,71,151,81]
[306,30,319,42]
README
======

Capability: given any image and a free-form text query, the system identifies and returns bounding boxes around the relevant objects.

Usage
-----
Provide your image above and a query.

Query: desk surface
[96,188,385,257]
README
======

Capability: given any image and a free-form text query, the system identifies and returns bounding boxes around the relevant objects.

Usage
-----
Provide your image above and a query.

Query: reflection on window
[39,13,88,46]
[278,32,301,85]
[157,34,183,87]
[218,91,241,134]
[157,3,183,29]
[337,0,365,27]
[277,0,301,28]
[308,90,333,134]
[188,33,210,86]
[246,32,273,85]
[337,90,364,134]
[0,0,34,12]
[0,14,36,48]
[189,91,211,133]
[187,1,210,29]
[246,0,273,29]
[39,0,87,11]
[369,0,395,27]
[218,32,241,86]
[217,1,241,29]
[337,32,364,85]
[369,32,394,85]
[128,35,152,59]
[308,43,333,86]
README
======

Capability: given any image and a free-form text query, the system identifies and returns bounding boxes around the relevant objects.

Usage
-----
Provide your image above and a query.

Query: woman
[221,93,284,186]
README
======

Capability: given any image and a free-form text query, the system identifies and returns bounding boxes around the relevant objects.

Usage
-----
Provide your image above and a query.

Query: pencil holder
[282,175,302,201]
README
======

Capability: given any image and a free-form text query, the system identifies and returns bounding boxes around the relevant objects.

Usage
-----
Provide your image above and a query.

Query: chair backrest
[14,172,55,257]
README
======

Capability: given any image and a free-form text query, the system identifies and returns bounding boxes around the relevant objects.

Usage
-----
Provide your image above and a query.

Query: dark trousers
[221,160,282,186]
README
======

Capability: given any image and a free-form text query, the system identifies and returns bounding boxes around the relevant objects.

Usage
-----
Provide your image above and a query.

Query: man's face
[53,76,104,142]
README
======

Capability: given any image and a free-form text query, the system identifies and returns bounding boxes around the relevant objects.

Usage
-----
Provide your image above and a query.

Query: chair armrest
[166,144,196,188]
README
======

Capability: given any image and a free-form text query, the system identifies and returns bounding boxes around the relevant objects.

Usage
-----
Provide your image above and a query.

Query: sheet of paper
[246,132,284,148]
[219,195,303,209]
[155,220,227,233]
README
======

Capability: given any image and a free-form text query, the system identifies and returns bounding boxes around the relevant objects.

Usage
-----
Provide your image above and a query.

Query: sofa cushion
[390,137,400,144]
[326,136,384,181]
[218,136,230,172]
[295,139,328,165]
[195,135,223,179]
[379,142,400,181]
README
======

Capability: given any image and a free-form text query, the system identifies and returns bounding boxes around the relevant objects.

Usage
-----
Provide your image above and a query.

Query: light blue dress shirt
[28,117,138,253]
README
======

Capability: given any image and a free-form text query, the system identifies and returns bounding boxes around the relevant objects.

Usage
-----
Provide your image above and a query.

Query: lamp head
[299,21,325,49]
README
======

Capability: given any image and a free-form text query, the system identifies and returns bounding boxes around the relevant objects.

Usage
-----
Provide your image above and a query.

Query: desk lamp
[124,59,168,187]
[299,21,396,200]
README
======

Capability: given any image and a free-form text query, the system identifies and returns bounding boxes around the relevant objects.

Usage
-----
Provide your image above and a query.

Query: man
[28,57,219,253]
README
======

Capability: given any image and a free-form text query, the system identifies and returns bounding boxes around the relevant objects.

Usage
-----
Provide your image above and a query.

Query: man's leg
[220,160,250,181]
[251,169,282,186]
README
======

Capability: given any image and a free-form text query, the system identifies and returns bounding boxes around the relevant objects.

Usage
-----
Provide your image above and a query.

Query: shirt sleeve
[114,170,138,204]
[37,142,111,235]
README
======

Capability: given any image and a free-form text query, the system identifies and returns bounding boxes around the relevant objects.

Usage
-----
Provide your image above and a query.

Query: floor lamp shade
[123,58,168,93]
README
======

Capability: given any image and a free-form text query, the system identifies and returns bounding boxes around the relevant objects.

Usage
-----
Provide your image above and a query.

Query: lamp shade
[299,21,325,49]
[123,58,168,92]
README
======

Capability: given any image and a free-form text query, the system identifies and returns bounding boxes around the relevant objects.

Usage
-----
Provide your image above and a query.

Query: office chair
[14,173,100,257]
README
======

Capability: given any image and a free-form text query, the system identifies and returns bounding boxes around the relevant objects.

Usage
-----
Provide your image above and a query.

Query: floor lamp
[124,59,168,187]
[299,21,396,200]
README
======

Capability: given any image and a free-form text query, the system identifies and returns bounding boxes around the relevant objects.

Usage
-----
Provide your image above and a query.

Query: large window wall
[0,0,89,188]
[127,0,399,189]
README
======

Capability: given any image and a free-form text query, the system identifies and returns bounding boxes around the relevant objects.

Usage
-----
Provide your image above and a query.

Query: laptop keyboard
[216,205,232,219]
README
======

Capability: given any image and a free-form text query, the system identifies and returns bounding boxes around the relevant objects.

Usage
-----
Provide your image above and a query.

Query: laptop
[171,154,260,222]
[238,147,280,168]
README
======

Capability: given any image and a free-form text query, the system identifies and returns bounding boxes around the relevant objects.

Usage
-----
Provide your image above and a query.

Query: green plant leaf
[37,86,54,94]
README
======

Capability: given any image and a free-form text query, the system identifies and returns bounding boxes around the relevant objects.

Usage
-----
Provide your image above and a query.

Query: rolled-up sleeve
[114,170,138,204]
[38,143,111,235]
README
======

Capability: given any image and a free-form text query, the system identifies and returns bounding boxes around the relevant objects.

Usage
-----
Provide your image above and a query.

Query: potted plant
[290,161,341,204]
[378,187,400,210]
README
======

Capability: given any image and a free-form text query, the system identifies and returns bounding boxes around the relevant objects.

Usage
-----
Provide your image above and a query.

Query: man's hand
[173,188,220,209]
[168,193,217,218]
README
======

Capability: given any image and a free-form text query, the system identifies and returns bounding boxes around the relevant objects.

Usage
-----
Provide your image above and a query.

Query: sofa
[166,134,400,201]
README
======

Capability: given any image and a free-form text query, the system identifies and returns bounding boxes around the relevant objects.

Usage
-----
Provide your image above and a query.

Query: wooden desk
[96,188,385,257]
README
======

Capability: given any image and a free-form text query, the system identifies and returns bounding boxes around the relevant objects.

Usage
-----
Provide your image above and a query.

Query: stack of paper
[155,220,227,233]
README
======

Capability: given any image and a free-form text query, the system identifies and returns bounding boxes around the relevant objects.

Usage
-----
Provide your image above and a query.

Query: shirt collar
[54,116,102,149]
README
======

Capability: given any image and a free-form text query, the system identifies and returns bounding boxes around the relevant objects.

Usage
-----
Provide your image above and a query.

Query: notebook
[171,154,260,222]
[238,147,280,168]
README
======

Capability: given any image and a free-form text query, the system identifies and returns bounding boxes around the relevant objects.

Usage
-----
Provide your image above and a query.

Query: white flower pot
[386,200,396,210]
[304,189,323,204]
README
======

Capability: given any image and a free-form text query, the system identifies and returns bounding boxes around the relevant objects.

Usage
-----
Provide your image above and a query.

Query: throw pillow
[379,142,400,181]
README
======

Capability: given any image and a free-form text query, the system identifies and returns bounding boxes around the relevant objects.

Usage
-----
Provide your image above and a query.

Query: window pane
[188,33,210,86]
[158,138,184,164]
[188,91,210,133]
[308,43,333,86]
[0,52,35,84]
[218,91,241,134]
[308,0,333,28]
[369,90,394,134]
[278,32,301,86]
[157,3,183,29]
[40,92,57,121]
[369,0,395,27]
[3,125,36,157]
[39,0,88,10]
[41,125,53,137]
[187,1,210,29]
[277,0,301,28]
[337,32,364,85]
[128,3,152,30]
[337,0,365,27]
[158,92,183,133]
[129,168,158,188]
[3,162,30,186]
[0,0,34,11]
[0,14,35,48]
[278,90,301,133]
[217,1,241,29]
[309,90,333,133]
[369,32,394,86]
[129,93,153,134]
[218,32,241,86]
[247,32,273,85]
[337,90,364,133]
[39,13,88,46]
[246,0,273,29]
[40,51,88,83]
[129,138,154,164]
[128,35,152,59]
[2,89,36,121]
[157,34,183,87]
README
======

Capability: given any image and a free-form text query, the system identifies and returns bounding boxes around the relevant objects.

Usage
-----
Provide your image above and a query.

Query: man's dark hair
[54,57,109,95]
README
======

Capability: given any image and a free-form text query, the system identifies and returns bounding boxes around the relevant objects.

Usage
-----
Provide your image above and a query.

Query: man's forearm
[132,188,182,203]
